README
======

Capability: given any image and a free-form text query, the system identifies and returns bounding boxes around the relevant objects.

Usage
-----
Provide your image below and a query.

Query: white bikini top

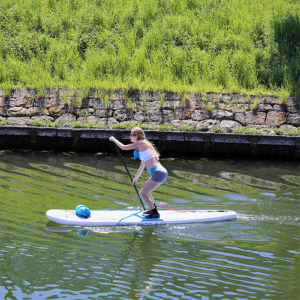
[139,149,155,163]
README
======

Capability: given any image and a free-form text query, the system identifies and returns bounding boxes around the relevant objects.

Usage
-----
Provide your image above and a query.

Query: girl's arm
[109,136,139,150]
[133,162,145,185]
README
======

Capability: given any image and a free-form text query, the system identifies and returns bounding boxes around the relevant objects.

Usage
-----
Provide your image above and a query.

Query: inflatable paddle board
[46,209,237,226]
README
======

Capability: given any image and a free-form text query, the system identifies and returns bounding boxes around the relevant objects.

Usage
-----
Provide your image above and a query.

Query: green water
[0,150,299,300]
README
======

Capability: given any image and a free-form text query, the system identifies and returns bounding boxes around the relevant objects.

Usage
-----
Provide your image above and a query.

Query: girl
[109,127,168,219]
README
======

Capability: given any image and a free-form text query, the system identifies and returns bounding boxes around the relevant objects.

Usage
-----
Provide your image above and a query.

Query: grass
[72,121,105,128]
[233,127,265,135]
[251,98,260,111]
[0,0,299,96]
[279,88,290,105]
[213,126,226,134]
[111,123,137,130]
[159,93,165,109]
[0,120,8,125]
[29,119,59,127]
[287,129,300,136]
[126,98,136,112]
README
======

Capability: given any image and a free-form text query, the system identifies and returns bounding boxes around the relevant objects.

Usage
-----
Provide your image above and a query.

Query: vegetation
[0,120,8,125]
[29,118,59,127]
[72,121,105,128]
[287,129,300,136]
[0,0,299,96]
[233,127,264,135]
[251,98,260,111]
[213,126,226,133]
[1,118,300,135]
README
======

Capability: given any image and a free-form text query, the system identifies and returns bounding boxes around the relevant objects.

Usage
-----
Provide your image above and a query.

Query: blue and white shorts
[148,165,168,183]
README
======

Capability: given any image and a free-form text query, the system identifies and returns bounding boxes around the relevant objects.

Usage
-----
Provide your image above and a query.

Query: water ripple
[0,152,299,299]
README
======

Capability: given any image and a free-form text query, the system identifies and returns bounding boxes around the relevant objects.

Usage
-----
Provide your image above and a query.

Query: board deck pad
[46,209,237,226]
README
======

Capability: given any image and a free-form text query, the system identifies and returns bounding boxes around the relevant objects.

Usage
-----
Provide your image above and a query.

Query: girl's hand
[109,136,116,142]
[133,177,138,185]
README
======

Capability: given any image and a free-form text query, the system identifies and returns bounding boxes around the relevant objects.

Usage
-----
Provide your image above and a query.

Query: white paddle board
[46,209,237,226]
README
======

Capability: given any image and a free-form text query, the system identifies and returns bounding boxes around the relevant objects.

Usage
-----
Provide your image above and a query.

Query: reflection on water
[0,150,299,299]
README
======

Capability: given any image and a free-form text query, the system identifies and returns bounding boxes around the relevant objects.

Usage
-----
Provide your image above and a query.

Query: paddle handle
[112,143,146,210]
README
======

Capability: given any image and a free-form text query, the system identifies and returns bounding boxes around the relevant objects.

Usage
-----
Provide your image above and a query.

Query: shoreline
[0,126,299,160]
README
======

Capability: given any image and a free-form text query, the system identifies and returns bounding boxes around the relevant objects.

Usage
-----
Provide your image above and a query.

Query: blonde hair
[131,127,160,160]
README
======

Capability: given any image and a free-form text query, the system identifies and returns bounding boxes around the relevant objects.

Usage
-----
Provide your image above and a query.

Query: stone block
[98,117,118,126]
[0,107,7,116]
[165,92,180,101]
[7,107,27,117]
[198,119,219,132]
[10,89,27,100]
[287,98,300,114]
[56,113,76,127]
[191,110,211,121]
[44,95,63,107]
[257,104,273,112]
[147,109,163,122]
[31,116,54,123]
[78,108,95,116]
[48,105,67,117]
[217,93,232,102]
[114,109,134,122]
[264,96,280,105]
[225,104,248,113]
[273,104,288,112]
[231,94,249,103]
[134,112,149,122]
[40,108,50,116]
[77,116,100,125]
[287,114,300,126]
[110,100,126,110]
[161,110,177,122]
[7,117,31,126]
[220,120,241,132]
[81,98,95,108]
[86,116,101,124]
[161,101,179,110]
[26,108,38,117]
[22,98,35,108]
[279,124,298,134]
[170,119,199,128]
[47,88,59,99]
[234,112,266,125]
[95,109,113,118]
[211,110,233,120]
[266,111,286,127]
[93,99,107,110]
[143,91,161,102]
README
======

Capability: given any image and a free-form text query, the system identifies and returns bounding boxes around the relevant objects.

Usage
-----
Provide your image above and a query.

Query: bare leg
[148,193,155,203]
[140,178,162,209]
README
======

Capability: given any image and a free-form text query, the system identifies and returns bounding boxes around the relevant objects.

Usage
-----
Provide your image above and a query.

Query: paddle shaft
[112,143,146,210]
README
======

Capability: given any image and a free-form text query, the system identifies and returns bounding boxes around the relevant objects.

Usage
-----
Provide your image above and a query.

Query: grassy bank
[0,0,299,96]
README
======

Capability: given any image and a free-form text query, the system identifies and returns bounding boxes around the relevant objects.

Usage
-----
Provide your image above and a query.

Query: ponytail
[142,139,160,161]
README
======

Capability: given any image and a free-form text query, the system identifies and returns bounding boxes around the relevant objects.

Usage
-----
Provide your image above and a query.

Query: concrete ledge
[0,126,299,159]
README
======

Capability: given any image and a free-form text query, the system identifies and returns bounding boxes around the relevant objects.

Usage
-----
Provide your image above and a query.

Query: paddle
[112,143,146,210]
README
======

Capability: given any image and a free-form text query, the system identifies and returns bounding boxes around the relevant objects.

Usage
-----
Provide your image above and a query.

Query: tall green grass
[0,0,299,96]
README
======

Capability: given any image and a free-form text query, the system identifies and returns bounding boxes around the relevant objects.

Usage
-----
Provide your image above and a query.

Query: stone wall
[0,88,299,134]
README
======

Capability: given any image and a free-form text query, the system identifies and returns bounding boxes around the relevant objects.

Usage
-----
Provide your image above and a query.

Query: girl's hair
[131,127,160,160]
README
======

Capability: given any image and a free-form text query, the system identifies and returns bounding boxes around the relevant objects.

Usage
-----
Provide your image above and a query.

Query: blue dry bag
[75,204,91,218]
[133,150,139,160]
